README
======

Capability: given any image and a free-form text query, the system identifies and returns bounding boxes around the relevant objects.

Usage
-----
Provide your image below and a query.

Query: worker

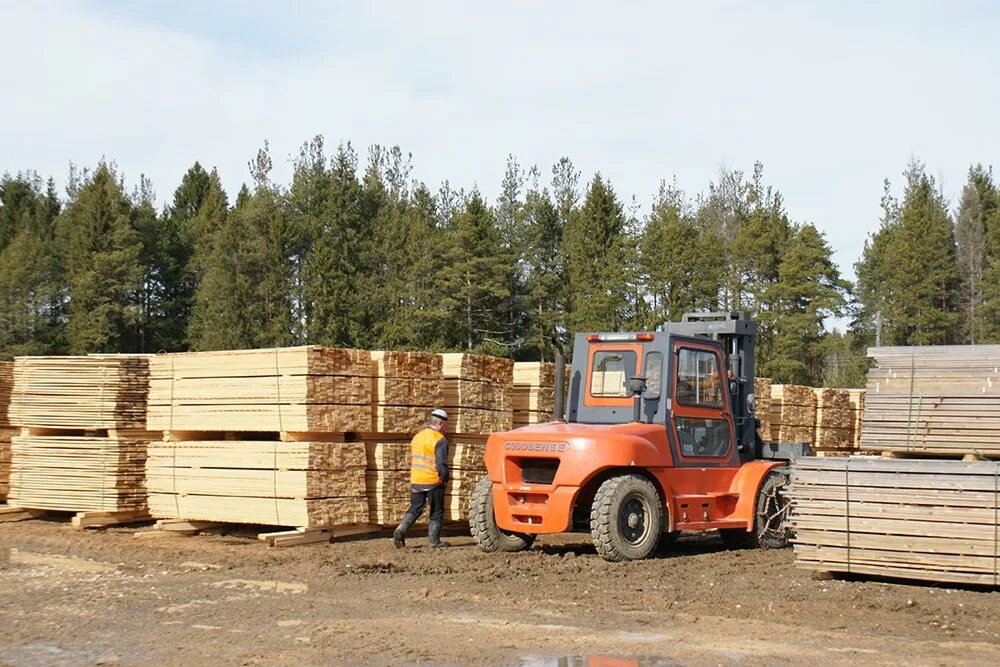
[393,408,450,549]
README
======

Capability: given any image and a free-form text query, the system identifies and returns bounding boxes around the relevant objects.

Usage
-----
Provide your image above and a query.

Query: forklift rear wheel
[590,475,663,562]
[469,477,536,553]
[719,469,791,550]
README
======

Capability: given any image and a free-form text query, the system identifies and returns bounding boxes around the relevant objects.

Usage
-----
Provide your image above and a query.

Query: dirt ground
[1,518,999,666]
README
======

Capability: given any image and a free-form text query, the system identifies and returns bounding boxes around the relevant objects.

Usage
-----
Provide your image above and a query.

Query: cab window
[590,350,636,397]
[676,348,723,408]
[643,351,663,398]
[676,417,731,457]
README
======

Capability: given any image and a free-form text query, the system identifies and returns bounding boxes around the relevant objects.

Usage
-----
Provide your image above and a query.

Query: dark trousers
[405,484,445,523]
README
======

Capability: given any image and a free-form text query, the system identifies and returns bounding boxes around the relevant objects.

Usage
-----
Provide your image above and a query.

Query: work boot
[428,520,449,548]
[394,513,416,549]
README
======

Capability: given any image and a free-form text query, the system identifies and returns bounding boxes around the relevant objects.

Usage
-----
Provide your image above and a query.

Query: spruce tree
[955,176,987,343]
[494,156,528,356]
[522,171,566,360]
[564,174,629,333]
[639,179,699,324]
[969,165,1000,341]
[59,163,144,353]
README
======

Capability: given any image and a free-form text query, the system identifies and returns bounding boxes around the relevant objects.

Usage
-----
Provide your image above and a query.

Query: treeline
[0,138,994,387]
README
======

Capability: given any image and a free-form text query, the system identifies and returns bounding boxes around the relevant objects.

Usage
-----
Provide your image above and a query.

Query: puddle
[522,656,678,667]
[211,578,308,593]
[0,548,116,573]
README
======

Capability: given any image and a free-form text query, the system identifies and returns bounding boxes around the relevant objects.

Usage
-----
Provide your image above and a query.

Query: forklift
[470,312,808,561]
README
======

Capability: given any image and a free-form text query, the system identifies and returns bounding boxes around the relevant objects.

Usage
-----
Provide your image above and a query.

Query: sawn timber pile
[812,388,852,451]
[147,346,371,433]
[0,360,13,501]
[790,456,1000,586]
[147,440,367,527]
[6,355,153,515]
[370,351,443,434]
[513,361,566,427]
[754,377,772,442]
[862,345,1000,457]
[768,384,816,444]
[441,353,513,434]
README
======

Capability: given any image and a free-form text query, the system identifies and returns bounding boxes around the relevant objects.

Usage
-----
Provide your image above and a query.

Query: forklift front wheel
[590,474,664,562]
[469,477,536,553]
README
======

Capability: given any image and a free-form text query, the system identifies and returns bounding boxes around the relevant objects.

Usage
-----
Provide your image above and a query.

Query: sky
[2,1,999,289]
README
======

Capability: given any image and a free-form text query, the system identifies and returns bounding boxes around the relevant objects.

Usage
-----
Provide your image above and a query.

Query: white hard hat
[430,408,449,421]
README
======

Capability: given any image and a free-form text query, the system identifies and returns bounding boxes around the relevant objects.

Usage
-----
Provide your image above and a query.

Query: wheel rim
[757,478,790,542]
[619,493,651,546]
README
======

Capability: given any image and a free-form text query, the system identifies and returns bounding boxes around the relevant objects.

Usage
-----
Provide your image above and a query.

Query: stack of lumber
[0,428,12,502]
[862,345,1000,457]
[513,362,566,427]
[370,351,443,433]
[441,353,513,435]
[147,440,368,527]
[847,389,866,449]
[790,456,1000,586]
[8,435,148,512]
[147,346,371,434]
[0,360,13,501]
[6,355,152,515]
[754,377,772,442]
[9,356,149,429]
[768,385,817,443]
[812,388,852,451]
[363,437,487,525]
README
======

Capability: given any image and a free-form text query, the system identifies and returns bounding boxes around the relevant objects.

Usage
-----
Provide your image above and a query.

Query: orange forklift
[470,312,808,561]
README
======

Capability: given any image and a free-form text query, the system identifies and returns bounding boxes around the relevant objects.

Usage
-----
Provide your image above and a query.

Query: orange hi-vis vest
[410,427,443,486]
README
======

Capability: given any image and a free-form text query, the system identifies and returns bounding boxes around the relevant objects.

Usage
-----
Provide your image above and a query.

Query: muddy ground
[1,518,999,666]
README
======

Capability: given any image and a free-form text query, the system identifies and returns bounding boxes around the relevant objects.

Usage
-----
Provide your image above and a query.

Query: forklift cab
[566,312,758,467]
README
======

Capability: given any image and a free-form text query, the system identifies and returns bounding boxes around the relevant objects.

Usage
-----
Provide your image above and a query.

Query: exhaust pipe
[553,349,565,421]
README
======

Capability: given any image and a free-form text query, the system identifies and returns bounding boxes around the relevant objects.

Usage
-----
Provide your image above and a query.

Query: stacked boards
[147,439,367,526]
[847,389,865,449]
[441,353,513,434]
[812,388,852,451]
[370,351,443,433]
[513,362,564,427]
[754,377,772,442]
[147,346,371,433]
[768,385,816,444]
[862,345,1000,457]
[790,456,1000,586]
[145,346,373,529]
[0,360,12,502]
[6,355,152,515]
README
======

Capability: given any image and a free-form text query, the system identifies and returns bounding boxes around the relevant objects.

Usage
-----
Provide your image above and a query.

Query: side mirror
[627,376,648,396]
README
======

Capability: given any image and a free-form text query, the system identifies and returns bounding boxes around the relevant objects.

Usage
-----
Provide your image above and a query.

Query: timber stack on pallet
[790,456,1000,586]
[5,355,153,526]
[0,360,13,502]
[370,351,443,434]
[441,353,514,435]
[754,377,772,442]
[862,345,1000,458]
[847,389,865,449]
[768,384,816,444]
[513,361,564,427]
[144,346,372,539]
[812,388,852,452]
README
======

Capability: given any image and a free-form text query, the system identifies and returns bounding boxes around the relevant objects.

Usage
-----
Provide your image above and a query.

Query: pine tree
[0,173,66,354]
[853,179,899,344]
[955,176,987,343]
[969,165,1000,342]
[190,145,292,349]
[494,156,528,355]
[522,170,566,360]
[437,191,510,353]
[58,163,144,353]
[640,179,700,325]
[564,174,629,332]
[764,224,847,384]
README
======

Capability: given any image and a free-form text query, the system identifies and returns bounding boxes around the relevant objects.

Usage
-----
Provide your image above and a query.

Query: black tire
[719,469,791,550]
[590,475,663,562]
[469,477,536,553]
